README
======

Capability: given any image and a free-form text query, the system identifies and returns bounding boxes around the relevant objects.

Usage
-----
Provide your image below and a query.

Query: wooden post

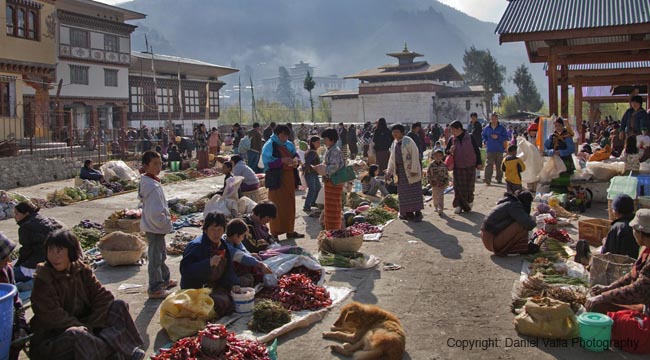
[560,64,569,119]
[548,56,558,116]
[575,82,583,143]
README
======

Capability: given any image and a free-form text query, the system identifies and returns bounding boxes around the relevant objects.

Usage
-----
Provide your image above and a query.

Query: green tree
[304,71,316,122]
[499,96,519,117]
[512,64,543,112]
[462,46,506,115]
[276,66,294,108]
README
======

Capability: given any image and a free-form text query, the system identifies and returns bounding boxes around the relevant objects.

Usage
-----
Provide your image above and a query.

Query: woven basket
[589,253,636,286]
[317,231,363,253]
[98,243,146,266]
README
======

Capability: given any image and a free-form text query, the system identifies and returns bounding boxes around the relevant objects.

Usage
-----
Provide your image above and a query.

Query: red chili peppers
[271,273,332,311]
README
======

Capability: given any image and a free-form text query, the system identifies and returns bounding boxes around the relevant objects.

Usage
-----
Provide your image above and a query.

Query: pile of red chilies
[271,273,332,311]
[535,228,571,243]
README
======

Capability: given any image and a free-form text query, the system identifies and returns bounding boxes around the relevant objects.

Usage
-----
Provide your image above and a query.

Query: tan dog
[322,302,406,360]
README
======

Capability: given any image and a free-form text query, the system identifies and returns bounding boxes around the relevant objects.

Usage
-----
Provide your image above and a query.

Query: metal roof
[496,0,650,35]
[130,51,238,78]
[544,61,650,71]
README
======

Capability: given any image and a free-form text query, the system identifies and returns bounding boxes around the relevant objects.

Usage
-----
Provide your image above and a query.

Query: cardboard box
[104,218,141,233]
[578,218,611,247]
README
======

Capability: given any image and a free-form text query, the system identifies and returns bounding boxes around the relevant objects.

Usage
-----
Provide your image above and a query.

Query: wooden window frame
[104,34,119,52]
[130,86,143,113]
[0,81,12,117]
[70,65,89,85]
[157,88,174,113]
[104,69,118,87]
[184,89,200,113]
[5,1,40,41]
[209,90,219,113]
[70,28,89,48]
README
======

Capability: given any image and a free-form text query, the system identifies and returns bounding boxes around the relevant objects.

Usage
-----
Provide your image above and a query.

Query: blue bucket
[0,284,17,360]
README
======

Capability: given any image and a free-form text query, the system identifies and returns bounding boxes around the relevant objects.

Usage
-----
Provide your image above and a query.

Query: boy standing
[139,151,176,299]
[427,148,450,216]
[501,145,526,194]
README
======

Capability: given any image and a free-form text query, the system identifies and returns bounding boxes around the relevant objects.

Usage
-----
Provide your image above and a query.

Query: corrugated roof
[345,63,461,81]
[496,0,650,35]
[544,61,650,71]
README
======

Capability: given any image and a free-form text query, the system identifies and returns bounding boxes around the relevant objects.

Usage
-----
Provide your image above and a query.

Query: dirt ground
[1,174,645,360]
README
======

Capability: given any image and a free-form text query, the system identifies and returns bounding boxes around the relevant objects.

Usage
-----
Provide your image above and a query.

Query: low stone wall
[0,155,81,190]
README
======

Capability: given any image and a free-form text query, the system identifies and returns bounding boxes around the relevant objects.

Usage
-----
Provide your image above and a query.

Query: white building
[321,46,485,125]
[260,61,347,105]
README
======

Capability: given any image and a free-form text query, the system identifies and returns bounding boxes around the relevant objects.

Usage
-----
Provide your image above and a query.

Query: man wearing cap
[602,194,640,259]
[587,208,650,315]
[0,233,28,360]
[481,113,509,185]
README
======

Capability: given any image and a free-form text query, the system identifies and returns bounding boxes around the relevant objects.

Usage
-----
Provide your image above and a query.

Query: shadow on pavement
[95,264,142,285]
[444,213,482,236]
[134,298,166,352]
[405,221,463,260]
[329,268,380,304]
[489,254,524,273]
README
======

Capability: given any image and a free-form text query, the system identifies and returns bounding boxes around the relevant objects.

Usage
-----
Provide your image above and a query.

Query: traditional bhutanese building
[1,0,57,141]
[128,52,238,135]
[321,45,485,125]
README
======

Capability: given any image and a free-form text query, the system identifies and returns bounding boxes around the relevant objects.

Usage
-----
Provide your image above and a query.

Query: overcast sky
[96,0,508,23]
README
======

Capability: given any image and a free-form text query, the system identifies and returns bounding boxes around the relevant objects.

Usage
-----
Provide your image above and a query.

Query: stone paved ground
[2,175,645,360]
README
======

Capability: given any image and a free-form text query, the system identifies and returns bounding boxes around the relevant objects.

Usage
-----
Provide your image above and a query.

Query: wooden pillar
[647,83,650,109]
[560,64,569,119]
[575,82,583,143]
[548,56,558,116]
[120,106,127,129]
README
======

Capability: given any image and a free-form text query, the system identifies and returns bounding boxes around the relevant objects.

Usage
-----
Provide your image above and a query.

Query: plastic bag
[315,186,325,205]
[263,253,325,287]
[517,138,543,184]
[100,160,140,181]
[586,161,625,181]
[203,193,239,218]
[514,297,579,339]
[538,156,567,183]
[160,288,217,341]
[237,196,257,215]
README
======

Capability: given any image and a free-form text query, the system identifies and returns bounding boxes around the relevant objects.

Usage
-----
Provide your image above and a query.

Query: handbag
[444,155,454,171]
[330,165,356,185]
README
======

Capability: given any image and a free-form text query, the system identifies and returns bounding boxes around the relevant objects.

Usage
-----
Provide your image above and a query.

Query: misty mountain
[120,0,545,98]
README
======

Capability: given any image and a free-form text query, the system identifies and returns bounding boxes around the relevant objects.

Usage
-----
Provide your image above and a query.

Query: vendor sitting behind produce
[231,155,260,192]
[79,160,105,182]
[602,194,640,259]
[480,190,537,256]
[0,233,29,360]
[180,212,236,317]
[587,208,650,316]
[223,219,273,288]
[242,202,278,253]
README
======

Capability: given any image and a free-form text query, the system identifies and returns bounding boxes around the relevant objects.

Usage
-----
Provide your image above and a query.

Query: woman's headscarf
[261,134,296,171]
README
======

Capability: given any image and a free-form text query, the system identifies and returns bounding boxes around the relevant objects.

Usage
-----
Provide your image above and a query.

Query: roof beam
[547,67,650,79]
[537,40,650,57]
[572,74,650,86]
[557,50,650,65]
[499,23,650,43]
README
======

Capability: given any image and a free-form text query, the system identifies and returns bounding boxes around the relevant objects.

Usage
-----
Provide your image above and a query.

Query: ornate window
[104,69,118,87]
[70,28,89,47]
[157,88,174,113]
[104,34,119,52]
[184,89,199,113]
[70,65,89,85]
[130,86,143,113]
[209,90,219,113]
[6,0,39,40]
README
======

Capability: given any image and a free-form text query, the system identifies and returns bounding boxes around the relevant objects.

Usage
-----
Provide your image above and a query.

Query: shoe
[496,180,503,184]
[287,232,305,239]
[131,348,146,360]
[166,279,178,289]
[438,209,444,217]
[454,207,462,214]
[148,289,172,299]
[412,211,423,222]
[303,208,312,215]
[399,213,409,220]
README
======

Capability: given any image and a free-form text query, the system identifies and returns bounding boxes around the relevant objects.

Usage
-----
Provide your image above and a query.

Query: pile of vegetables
[271,273,332,311]
[319,251,364,268]
[248,299,291,333]
[108,209,142,220]
[379,194,399,211]
[347,222,382,234]
[363,207,397,225]
[153,323,270,360]
[72,220,104,250]
[325,228,363,239]
[167,231,195,256]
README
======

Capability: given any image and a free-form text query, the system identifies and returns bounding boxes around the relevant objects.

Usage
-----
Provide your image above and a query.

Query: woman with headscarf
[481,190,537,256]
[445,120,482,214]
[261,125,304,239]
[385,124,424,222]
[544,117,575,193]
[373,118,392,174]
[313,128,346,230]
[194,124,209,170]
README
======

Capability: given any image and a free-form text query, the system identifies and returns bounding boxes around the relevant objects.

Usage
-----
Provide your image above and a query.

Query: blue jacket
[482,123,509,153]
[79,167,103,181]
[544,130,575,157]
[621,108,648,135]
[179,234,238,289]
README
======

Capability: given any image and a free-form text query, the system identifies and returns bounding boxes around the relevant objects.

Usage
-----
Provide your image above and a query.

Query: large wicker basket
[98,242,146,266]
[317,230,363,253]
[589,253,636,286]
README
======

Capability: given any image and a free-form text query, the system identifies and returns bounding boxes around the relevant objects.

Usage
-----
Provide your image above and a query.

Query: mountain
[119,0,546,100]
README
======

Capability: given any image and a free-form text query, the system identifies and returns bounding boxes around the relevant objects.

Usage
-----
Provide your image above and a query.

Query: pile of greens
[379,195,399,211]
[72,225,103,250]
[364,207,397,225]
[248,299,291,333]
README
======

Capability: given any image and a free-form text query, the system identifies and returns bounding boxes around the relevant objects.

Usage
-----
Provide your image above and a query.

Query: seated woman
[180,212,237,318]
[360,164,389,197]
[167,145,182,167]
[480,190,537,256]
[79,160,105,182]
[13,201,63,291]
[587,208,650,316]
[602,194,639,259]
[30,230,145,360]
[0,233,29,360]
[223,219,273,288]
[242,201,279,253]
[231,155,260,192]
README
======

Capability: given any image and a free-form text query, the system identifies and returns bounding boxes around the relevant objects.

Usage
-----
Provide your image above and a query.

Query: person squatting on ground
[360,164,389,197]
[480,190,537,256]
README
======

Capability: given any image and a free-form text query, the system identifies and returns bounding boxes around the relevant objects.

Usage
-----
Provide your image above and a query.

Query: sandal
[166,279,178,289]
[286,232,305,239]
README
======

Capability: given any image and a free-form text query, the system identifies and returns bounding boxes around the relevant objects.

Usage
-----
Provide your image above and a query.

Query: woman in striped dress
[386,124,424,222]
[314,128,345,230]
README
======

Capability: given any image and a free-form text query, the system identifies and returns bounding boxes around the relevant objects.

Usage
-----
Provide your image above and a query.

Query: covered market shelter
[495,0,650,141]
